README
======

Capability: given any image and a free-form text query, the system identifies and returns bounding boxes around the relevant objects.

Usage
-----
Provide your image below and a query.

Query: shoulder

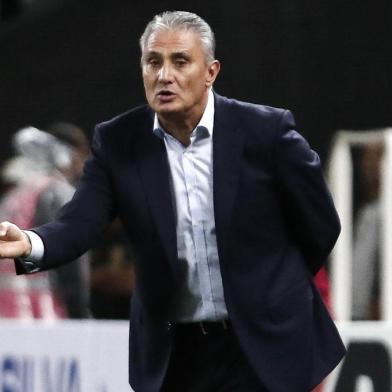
[214,92,289,126]
[93,104,153,145]
[213,92,295,146]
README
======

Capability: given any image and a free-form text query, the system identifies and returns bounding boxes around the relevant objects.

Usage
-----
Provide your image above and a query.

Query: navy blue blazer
[21,93,345,391]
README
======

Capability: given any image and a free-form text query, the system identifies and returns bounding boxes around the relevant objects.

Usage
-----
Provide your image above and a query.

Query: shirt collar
[153,89,215,140]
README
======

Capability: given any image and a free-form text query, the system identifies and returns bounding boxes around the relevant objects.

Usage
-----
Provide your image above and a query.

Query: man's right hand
[0,221,32,259]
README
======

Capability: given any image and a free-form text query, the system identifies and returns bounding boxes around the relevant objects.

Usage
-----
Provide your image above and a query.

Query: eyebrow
[171,52,191,60]
[142,50,191,61]
[141,51,158,61]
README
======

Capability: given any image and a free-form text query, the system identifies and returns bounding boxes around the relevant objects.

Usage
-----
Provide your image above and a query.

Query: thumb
[0,221,32,258]
[0,221,25,241]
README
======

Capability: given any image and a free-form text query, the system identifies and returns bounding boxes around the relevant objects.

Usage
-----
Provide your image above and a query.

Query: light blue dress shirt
[153,90,228,322]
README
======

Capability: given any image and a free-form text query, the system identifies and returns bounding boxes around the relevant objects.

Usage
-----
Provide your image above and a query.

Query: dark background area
[0,0,391,166]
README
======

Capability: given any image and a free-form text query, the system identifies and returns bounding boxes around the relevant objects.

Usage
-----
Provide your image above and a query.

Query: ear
[206,60,221,87]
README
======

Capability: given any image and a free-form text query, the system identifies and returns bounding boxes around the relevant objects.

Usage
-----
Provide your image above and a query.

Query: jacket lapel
[133,111,180,277]
[133,94,244,274]
[213,93,244,261]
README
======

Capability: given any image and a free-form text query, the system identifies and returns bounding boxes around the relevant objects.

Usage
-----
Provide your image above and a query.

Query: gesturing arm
[0,124,116,272]
[31,124,117,270]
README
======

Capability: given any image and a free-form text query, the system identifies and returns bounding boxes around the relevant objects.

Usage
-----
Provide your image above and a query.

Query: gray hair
[140,11,216,62]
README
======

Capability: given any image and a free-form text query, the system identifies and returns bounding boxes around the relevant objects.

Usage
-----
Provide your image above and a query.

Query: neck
[159,117,196,146]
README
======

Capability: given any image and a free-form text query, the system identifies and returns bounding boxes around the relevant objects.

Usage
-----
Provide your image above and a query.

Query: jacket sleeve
[274,110,340,274]
[28,124,117,271]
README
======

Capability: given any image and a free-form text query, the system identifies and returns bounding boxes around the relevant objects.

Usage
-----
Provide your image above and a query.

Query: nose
[158,63,174,83]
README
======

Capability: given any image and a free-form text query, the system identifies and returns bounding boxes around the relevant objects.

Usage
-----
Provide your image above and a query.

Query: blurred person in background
[45,121,90,186]
[0,152,66,319]
[0,125,90,318]
[352,142,384,320]
[47,122,138,320]
[41,122,91,318]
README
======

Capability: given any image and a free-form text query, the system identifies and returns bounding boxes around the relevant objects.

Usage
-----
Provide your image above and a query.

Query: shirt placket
[182,138,216,319]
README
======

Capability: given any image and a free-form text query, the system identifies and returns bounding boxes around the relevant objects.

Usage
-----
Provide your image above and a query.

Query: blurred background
[0,0,391,390]
[1,0,391,165]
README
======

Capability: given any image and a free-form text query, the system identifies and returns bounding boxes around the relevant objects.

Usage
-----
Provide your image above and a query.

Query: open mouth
[157,90,176,97]
[157,90,176,103]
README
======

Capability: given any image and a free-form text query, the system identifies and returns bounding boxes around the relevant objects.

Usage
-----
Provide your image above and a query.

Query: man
[0,11,345,392]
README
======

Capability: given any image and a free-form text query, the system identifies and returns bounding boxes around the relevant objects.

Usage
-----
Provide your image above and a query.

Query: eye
[175,58,187,67]
[146,58,160,67]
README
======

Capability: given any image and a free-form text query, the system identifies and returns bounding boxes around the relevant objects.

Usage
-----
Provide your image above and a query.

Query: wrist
[22,231,32,258]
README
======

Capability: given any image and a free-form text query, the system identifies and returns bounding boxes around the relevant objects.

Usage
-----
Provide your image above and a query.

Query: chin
[155,105,183,117]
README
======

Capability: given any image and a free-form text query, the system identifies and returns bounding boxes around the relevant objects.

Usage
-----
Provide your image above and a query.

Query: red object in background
[314,267,331,312]
[311,267,332,392]
[0,178,66,319]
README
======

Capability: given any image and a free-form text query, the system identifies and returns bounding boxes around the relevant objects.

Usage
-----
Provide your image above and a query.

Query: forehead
[144,28,203,55]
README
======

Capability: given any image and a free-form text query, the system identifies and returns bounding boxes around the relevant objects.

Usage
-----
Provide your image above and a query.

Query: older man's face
[142,29,219,123]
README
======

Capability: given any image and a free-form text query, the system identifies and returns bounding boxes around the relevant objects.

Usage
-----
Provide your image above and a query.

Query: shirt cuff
[23,230,45,263]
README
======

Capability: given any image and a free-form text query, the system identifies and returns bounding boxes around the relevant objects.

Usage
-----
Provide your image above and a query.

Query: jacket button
[167,322,172,331]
